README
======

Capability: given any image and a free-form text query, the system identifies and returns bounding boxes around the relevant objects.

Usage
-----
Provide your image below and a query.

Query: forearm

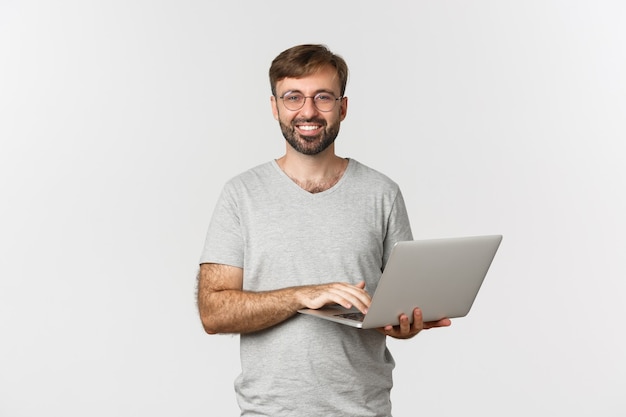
[196,263,371,335]
[198,286,303,334]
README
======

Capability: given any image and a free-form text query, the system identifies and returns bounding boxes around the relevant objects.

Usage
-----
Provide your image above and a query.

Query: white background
[1,1,624,416]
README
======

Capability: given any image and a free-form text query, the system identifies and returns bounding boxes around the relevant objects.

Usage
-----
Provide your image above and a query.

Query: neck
[276,147,348,193]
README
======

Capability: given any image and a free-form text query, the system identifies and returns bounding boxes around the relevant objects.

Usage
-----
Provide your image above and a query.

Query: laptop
[298,235,502,329]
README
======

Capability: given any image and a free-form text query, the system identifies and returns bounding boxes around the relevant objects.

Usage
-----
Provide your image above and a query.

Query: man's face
[271,65,348,156]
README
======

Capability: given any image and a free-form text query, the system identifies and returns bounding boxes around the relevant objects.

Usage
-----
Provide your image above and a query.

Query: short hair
[269,44,349,97]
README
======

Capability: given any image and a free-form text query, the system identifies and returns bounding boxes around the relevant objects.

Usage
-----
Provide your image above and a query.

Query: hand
[377,308,452,339]
[297,281,371,313]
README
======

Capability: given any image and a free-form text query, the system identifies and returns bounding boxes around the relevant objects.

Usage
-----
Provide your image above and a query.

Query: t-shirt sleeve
[198,183,244,267]
[382,187,413,269]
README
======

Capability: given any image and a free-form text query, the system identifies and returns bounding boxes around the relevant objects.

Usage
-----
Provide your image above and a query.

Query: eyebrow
[280,88,339,97]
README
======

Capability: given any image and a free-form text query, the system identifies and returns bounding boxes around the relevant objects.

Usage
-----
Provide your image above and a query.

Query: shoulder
[228,161,276,183]
[221,161,279,192]
[347,159,401,192]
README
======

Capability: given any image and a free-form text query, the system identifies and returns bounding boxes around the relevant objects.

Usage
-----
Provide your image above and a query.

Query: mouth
[294,120,325,136]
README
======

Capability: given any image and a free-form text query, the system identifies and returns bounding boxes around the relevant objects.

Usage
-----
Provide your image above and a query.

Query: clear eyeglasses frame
[278,91,343,112]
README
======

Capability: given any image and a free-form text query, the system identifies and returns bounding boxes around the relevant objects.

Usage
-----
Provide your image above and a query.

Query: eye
[284,93,303,102]
[315,93,334,102]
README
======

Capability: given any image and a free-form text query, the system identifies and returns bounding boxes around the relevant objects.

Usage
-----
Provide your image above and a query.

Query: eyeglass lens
[281,92,339,112]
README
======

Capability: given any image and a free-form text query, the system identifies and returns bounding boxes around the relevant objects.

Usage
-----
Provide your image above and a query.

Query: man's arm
[196,263,371,335]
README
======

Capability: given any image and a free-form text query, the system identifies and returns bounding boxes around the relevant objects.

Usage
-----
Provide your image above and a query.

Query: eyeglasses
[278,91,343,112]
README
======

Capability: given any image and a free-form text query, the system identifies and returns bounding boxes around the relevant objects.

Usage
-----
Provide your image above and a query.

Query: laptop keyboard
[335,312,365,322]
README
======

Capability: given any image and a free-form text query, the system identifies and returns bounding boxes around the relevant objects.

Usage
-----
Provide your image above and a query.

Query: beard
[279,117,340,155]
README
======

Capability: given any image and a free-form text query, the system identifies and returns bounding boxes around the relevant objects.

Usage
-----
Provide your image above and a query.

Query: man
[197,44,451,416]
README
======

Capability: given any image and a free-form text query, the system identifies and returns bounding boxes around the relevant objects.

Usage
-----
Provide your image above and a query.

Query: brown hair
[269,44,349,97]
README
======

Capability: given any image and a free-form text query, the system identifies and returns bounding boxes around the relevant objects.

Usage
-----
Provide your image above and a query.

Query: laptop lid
[297,235,502,329]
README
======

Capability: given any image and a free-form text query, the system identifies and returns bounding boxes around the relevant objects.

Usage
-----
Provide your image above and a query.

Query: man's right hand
[296,281,371,313]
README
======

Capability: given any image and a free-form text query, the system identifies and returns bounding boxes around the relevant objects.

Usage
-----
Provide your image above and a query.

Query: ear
[271,95,279,121]
[339,96,348,121]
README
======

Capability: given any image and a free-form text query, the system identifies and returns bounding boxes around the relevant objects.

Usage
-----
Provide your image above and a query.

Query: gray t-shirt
[200,158,413,417]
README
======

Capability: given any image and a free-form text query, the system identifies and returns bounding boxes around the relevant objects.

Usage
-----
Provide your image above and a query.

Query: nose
[298,96,319,118]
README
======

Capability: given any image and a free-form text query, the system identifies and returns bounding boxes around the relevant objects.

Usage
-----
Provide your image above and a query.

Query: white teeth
[299,125,320,131]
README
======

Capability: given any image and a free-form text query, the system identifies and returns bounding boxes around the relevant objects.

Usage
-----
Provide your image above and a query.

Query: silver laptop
[298,235,502,329]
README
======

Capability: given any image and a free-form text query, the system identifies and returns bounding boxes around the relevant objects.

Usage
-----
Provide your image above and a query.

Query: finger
[328,282,368,297]
[379,314,410,338]
[376,326,393,337]
[423,318,452,329]
[333,282,371,312]
[382,324,395,335]
[327,283,371,312]
[298,283,368,310]
[399,313,411,334]
[411,308,424,333]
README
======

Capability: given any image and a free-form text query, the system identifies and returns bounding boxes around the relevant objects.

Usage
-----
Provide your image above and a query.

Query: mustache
[292,118,327,126]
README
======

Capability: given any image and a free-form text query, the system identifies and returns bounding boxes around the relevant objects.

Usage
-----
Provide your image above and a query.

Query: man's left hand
[377,307,451,339]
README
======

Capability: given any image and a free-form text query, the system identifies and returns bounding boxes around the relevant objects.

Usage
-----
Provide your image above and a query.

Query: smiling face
[271,65,348,156]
